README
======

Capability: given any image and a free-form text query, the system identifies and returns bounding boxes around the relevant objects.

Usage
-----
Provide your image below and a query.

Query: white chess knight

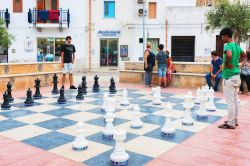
[182,91,195,126]
[72,119,88,151]
[130,105,143,129]
[110,129,129,166]
[161,102,176,136]
[206,88,216,112]
[101,92,109,112]
[152,87,162,106]
[194,87,201,104]
[196,88,209,118]
[120,89,130,107]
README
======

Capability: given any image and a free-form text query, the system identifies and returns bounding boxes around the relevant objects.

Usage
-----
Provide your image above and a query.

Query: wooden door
[37,0,45,10]
[13,0,23,13]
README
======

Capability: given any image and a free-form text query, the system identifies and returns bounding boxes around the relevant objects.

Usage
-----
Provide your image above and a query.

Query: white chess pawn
[72,119,88,151]
[101,92,109,112]
[161,102,176,136]
[152,87,162,106]
[182,92,194,126]
[103,109,115,138]
[120,89,130,107]
[110,129,129,166]
[130,105,143,129]
[206,88,216,112]
[194,87,201,104]
[196,88,208,119]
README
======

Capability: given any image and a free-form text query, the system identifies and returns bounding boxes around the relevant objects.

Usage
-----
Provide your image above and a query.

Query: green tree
[206,0,250,44]
[0,19,14,48]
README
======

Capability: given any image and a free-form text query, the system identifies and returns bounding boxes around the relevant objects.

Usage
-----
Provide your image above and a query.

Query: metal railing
[28,8,70,28]
[0,9,10,28]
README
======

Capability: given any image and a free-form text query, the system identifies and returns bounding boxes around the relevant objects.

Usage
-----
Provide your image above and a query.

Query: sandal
[218,123,235,129]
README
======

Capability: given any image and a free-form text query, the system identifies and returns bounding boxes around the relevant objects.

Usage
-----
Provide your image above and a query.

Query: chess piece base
[1,106,11,110]
[76,96,84,100]
[130,125,143,129]
[25,103,34,107]
[161,127,176,136]
[120,103,129,107]
[52,92,59,95]
[197,114,208,119]
[103,134,113,139]
[110,152,129,166]
[58,101,66,104]
[72,141,88,151]
[161,132,175,137]
[153,103,161,106]
[207,109,216,112]
[72,146,88,151]
[33,96,42,99]
[111,160,128,166]
[8,99,14,103]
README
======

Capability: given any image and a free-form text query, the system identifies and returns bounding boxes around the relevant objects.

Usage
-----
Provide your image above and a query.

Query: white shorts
[62,63,73,74]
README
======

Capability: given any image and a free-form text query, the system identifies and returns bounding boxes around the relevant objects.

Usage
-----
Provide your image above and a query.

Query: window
[37,0,59,10]
[104,1,115,18]
[13,0,23,13]
[148,2,156,19]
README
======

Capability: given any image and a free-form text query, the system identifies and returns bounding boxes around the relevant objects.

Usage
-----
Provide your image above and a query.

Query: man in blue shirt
[205,51,223,91]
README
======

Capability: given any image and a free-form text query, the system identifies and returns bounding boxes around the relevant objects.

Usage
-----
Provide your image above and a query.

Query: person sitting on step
[239,51,250,95]
[205,51,223,91]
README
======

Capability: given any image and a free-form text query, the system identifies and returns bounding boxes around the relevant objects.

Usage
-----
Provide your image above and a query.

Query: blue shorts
[158,64,167,77]
[62,63,73,74]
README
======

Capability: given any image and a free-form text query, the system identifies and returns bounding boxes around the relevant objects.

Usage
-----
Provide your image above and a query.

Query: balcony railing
[0,9,10,28]
[28,8,70,28]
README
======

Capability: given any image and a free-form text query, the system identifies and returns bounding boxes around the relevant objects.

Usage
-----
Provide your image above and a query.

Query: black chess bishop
[52,74,59,94]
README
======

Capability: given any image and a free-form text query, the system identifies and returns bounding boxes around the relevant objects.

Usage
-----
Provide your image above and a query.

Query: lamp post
[142,0,146,60]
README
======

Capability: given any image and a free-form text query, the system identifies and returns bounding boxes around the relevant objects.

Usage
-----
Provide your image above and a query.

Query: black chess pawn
[81,76,87,94]
[1,91,11,110]
[58,87,67,104]
[6,82,14,103]
[33,78,42,99]
[109,77,117,94]
[24,88,34,106]
[93,75,100,93]
[52,74,59,94]
[76,84,84,100]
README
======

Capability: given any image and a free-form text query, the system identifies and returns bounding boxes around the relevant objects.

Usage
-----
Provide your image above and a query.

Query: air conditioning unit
[137,0,144,4]
[138,8,147,16]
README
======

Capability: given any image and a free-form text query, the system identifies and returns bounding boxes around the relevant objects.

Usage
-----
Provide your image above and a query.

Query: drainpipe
[88,0,92,71]
[165,19,168,50]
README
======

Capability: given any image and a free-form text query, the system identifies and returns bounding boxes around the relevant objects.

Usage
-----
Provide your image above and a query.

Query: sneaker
[224,121,238,126]
[218,123,235,129]
[70,85,77,89]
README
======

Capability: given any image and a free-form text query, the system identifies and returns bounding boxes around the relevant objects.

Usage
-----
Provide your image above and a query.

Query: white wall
[165,0,196,6]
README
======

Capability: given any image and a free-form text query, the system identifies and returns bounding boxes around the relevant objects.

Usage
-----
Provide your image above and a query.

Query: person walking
[218,28,246,129]
[144,42,155,87]
[205,51,223,91]
[61,36,77,89]
[239,52,250,95]
[156,44,168,87]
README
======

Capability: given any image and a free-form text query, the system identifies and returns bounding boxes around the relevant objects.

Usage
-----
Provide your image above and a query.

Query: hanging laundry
[48,10,60,22]
[37,10,48,21]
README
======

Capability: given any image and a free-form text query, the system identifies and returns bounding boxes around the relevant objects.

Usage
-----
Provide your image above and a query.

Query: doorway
[100,39,118,67]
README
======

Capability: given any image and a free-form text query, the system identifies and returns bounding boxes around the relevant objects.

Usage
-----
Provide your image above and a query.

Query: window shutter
[148,2,156,19]
[108,2,115,17]
[13,0,23,13]
[37,0,44,10]
[51,0,59,10]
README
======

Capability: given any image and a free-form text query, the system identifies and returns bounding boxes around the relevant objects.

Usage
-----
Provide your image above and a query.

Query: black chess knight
[1,91,11,110]
[76,84,84,100]
[6,82,14,103]
[92,75,100,93]
[58,87,67,104]
[24,88,34,106]
[109,77,117,94]
[33,78,42,99]
[52,74,59,94]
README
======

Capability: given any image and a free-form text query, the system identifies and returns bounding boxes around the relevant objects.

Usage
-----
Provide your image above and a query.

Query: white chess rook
[206,88,216,112]
[130,105,143,129]
[120,89,130,107]
[101,92,109,112]
[197,88,209,119]
[72,120,88,151]
[182,91,195,126]
[152,87,162,106]
[110,129,129,166]
[161,102,176,136]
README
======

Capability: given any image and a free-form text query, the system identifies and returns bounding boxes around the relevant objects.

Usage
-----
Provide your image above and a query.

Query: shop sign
[98,30,121,37]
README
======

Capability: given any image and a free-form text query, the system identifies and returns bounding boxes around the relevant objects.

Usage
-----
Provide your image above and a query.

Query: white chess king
[196,88,209,119]
[110,129,129,166]
[182,91,195,126]
[72,120,88,151]
[161,102,176,136]
[130,105,143,129]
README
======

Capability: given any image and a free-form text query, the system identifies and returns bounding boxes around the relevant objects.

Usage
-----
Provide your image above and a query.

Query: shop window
[104,1,115,18]
[148,2,156,19]
[13,0,23,13]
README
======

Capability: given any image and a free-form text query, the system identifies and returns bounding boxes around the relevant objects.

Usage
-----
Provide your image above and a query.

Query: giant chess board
[0,88,247,166]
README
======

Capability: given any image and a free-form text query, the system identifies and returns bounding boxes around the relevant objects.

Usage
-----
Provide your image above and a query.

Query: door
[147,38,159,55]
[216,35,224,57]
[171,36,195,62]
[100,39,118,67]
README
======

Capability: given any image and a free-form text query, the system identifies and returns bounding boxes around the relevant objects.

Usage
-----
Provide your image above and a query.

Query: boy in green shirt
[218,28,246,129]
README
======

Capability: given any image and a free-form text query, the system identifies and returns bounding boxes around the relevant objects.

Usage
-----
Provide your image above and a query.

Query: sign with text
[98,30,121,37]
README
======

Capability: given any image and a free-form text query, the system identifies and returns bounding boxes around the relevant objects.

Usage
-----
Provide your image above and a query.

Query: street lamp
[142,0,146,60]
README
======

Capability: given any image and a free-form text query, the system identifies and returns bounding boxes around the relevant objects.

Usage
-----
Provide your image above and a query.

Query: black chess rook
[33,78,42,99]
[1,91,11,110]
[24,88,34,106]
[52,74,59,94]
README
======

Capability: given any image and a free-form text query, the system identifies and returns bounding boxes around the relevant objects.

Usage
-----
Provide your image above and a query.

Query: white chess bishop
[101,92,109,112]
[110,129,129,166]
[161,102,176,136]
[120,89,130,107]
[182,91,195,126]
[194,87,201,104]
[196,88,209,119]
[130,105,143,129]
[206,88,216,112]
[72,119,88,151]
[152,87,162,106]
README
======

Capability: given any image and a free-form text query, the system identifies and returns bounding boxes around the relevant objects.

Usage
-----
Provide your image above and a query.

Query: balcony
[28,8,70,31]
[0,9,10,28]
